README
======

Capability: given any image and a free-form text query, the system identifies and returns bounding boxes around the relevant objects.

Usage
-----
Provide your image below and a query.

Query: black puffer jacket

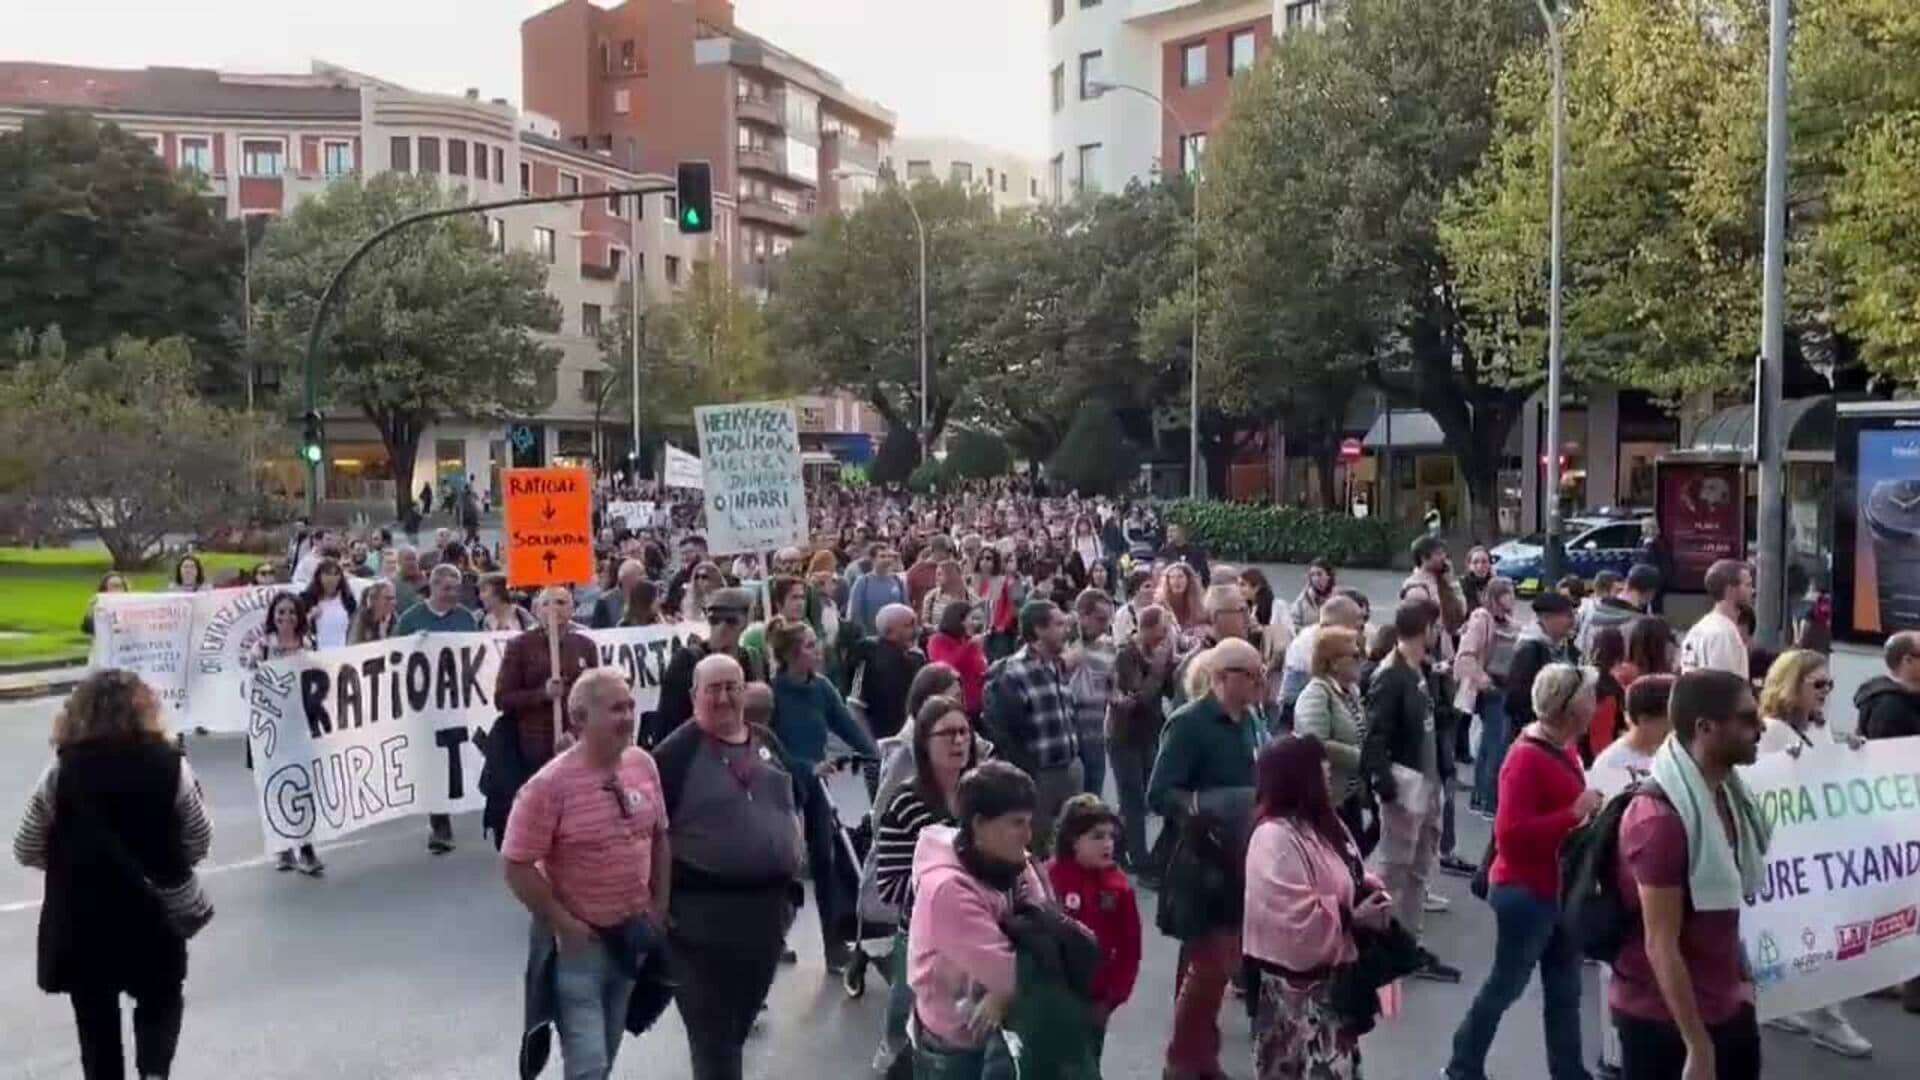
[1855,676,1920,740]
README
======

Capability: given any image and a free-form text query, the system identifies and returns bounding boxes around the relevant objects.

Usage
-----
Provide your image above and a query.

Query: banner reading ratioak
[244,622,704,849]
[1741,736,1920,1019]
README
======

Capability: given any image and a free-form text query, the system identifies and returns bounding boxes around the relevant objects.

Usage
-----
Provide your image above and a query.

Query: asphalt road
[0,564,1911,1078]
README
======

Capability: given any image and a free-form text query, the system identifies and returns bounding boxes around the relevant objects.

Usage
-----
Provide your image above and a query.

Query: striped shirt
[871,785,952,911]
[13,756,213,870]
[501,746,666,928]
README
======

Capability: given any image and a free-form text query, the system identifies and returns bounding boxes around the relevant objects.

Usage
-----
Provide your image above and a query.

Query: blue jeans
[1472,695,1511,814]
[1446,884,1587,1080]
[554,935,637,1080]
[1079,735,1108,802]
[885,926,914,1056]
[1107,740,1153,871]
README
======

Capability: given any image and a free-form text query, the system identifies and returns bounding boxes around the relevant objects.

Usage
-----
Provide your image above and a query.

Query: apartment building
[1047,0,1310,196]
[0,59,715,505]
[885,136,1047,211]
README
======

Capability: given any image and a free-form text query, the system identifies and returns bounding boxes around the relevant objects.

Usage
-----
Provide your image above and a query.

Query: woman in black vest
[13,669,213,1080]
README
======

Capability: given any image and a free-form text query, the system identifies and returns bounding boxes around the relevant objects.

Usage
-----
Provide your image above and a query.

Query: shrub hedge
[1159,500,1416,569]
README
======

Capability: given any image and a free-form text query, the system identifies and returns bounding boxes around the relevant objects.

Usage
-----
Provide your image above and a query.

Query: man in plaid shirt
[1066,589,1118,800]
[982,599,1081,853]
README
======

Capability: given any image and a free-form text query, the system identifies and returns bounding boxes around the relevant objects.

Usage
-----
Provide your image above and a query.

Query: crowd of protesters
[26,473,1920,1080]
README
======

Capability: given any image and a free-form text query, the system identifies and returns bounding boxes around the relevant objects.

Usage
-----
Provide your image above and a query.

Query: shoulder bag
[70,788,214,940]
[1468,733,1586,901]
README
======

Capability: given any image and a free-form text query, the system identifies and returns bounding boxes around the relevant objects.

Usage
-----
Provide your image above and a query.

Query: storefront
[1833,401,1920,644]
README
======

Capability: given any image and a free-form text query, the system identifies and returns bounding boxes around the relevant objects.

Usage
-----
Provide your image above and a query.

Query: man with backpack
[1609,669,1767,1080]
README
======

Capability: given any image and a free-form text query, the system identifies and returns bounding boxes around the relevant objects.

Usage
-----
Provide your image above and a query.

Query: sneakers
[1438,854,1477,878]
[825,942,851,974]
[427,823,455,855]
[780,946,799,965]
[297,847,326,878]
[1802,1009,1873,1059]
[1765,1014,1811,1036]
[275,850,298,872]
[1424,890,1452,913]
[1411,950,1462,983]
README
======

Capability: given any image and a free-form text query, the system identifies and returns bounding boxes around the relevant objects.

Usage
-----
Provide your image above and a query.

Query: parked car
[1491,517,1649,595]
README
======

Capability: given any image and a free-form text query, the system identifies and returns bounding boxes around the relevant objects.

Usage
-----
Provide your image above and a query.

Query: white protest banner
[693,401,806,555]
[244,622,704,848]
[664,442,705,490]
[605,500,657,529]
[1741,736,1920,1019]
[89,578,371,735]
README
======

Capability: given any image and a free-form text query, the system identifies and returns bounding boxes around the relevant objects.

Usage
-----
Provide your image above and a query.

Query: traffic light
[301,411,324,467]
[676,161,713,235]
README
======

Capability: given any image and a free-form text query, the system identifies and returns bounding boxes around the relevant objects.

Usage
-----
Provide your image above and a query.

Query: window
[609,247,624,275]
[1076,142,1101,192]
[390,136,411,172]
[608,191,623,216]
[1049,155,1063,201]
[418,136,440,174]
[663,194,678,221]
[906,160,933,182]
[581,303,602,338]
[582,369,604,402]
[1230,30,1257,75]
[1030,177,1039,198]
[665,255,682,285]
[1078,51,1104,100]
[1180,132,1208,175]
[486,216,505,253]
[1050,0,1063,25]
[241,139,284,178]
[1080,0,1100,6]
[619,40,635,71]
[1050,64,1065,113]
[493,147,505,184]
[560,172,580,196]
[614,89,630,115]
[519,161,531,194]
[634,252,645,278]
[474,142,489,180]
[136,133,162,156]
[1284,0,1321,30]
[951,161,973,185]
[179,136,212,174]
[322,140,354,178]
[1001,172,1009,193]
[600,42,611,74]
[1181,42,1208,87]
[532,226,555,263]
[448,139,467,177]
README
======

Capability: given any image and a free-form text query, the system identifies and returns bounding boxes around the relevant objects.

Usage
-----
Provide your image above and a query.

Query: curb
[0,666,84,703]
[0,656,87,676]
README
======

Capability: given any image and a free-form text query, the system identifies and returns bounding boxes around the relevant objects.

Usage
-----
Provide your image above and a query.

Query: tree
[943,428,1013,480]
[251,174,561,523]
[1048,401,1140,497]
[0,111,240,376]
[0,333,265,568]
[1201,0,1541,536]
[769,180,1004,463]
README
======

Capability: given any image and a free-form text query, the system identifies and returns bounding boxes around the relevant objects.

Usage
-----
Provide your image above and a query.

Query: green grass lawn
[0,548,262,666]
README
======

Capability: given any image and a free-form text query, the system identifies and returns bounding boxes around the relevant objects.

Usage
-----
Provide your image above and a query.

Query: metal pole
[1537,0,1568,582]
[1189,164,1203,499]
[1754,0,1791,647]
[900,189,930,464]
[629,201,643,483]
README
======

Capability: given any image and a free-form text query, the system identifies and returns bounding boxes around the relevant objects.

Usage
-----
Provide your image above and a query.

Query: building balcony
[581,260,621,282]
[737,145,782,177]
[825,133,880,174]
[738,195,809,233]
[735,92,785,131]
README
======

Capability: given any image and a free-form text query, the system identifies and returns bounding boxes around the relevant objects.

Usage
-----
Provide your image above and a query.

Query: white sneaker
[1766,1014,1811,1035]
[1423,889,1451,913]
[1805,1009,1873,1058]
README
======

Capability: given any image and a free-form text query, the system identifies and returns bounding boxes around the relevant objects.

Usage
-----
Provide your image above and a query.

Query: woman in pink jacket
[1243,735,1394,1080]
[907,760,1046,1075]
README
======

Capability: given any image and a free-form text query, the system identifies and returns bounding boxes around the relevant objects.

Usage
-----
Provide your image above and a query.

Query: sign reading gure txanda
[693,400,806,555]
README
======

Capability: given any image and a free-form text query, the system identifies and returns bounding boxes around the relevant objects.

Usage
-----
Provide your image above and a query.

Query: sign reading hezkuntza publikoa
[693,401,807,555]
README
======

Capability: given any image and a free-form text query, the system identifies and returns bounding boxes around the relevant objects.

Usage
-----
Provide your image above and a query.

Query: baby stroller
[819,754,899,1000]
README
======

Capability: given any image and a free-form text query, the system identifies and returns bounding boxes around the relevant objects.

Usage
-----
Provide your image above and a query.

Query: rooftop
[0,62,360,119]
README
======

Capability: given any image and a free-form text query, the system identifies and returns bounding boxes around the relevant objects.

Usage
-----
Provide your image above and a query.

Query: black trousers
[797,776,846,952]
[1615,1005,1760,1080]
[670,936,784,1080]
[70,982,184,1080]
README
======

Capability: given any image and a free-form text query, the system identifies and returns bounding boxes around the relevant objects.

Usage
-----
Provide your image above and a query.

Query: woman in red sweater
[1443,663,1604,1080]
[925,599,989,716]
[1047,794,1142,1069]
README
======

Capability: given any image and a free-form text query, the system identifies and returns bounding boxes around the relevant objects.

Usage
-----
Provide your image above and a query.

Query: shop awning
[1686,396,1834,456]
[1362,409,1447,451]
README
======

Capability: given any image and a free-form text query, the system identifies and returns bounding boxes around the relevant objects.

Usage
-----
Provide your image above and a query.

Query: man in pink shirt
[504,667,670,1080]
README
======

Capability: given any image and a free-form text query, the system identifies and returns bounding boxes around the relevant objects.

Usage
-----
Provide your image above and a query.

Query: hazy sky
[4,0,1050,157]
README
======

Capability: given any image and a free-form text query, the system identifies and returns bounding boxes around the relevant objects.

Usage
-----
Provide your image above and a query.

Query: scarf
[1644,733,1771,912]
[956,830,1028,893]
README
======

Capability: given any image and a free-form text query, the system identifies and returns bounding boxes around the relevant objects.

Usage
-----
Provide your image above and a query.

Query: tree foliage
[252,174,561,521]
[0,333,265,568]
[943,428,1014,480]
[0,111,240,379]
[1048,401,1139,497]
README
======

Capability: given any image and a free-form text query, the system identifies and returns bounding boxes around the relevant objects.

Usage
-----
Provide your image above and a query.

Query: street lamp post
[1089,80,1204,498]
[1754,0,1790,647]
[1535,0,1569,582]
[900,187,931,464]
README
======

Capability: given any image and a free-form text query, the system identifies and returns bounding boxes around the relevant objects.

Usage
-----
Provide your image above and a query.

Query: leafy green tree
[943,428,1013,480]
[0,111,240,377]
[1201,0,1540,535]
[0,333,266,568]
[1048,401,1140,497]
[252,174,561,523]
[769,180,1003,463]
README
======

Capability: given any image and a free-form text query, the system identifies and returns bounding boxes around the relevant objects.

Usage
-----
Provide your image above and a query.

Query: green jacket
[998,946,1102,1080]
[1146,695,1259,818]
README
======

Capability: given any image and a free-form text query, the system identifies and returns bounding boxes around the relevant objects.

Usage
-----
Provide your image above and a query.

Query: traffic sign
[503,467,594,588]
[1340,437,1364,462]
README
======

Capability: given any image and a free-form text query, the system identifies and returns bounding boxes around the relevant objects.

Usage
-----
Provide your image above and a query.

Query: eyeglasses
[1809,679,1834,691]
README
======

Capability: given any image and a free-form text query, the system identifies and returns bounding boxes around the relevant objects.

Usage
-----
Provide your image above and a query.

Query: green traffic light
[302,444,323,465]
[683,207,701,228]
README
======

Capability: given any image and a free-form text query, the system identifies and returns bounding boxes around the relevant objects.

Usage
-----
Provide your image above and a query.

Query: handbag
[72,792,214,940]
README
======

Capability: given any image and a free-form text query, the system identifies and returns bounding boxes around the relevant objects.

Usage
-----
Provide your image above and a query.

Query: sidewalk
[0,664,84,703]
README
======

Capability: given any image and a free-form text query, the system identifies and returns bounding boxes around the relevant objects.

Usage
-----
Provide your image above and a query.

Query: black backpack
[1558,783,1644,964]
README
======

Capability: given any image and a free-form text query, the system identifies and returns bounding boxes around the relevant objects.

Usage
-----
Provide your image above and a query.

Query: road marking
[0,837,377,915]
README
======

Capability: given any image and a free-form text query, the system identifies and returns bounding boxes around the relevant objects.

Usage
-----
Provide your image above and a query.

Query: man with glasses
[652,588,767,746]
[653,655,802,1080]
[503,667,670,1080]
[1147,636,1265,1080]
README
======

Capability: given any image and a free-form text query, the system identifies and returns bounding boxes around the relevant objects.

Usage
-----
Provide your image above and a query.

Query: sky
[3,0,1051,158]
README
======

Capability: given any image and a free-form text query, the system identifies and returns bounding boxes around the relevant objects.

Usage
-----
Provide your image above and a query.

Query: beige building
[885,136,1047,210]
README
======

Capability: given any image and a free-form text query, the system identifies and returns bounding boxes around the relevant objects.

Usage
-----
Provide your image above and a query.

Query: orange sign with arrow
[503,467,594,588]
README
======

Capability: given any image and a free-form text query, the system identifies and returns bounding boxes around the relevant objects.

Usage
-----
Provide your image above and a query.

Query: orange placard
[503,467,594,588]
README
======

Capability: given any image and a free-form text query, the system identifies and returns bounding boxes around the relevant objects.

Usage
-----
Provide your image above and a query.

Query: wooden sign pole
[548,597,564,756]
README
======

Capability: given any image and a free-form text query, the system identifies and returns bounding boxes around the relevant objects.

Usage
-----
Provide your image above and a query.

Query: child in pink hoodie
[907,761,1046,1072]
